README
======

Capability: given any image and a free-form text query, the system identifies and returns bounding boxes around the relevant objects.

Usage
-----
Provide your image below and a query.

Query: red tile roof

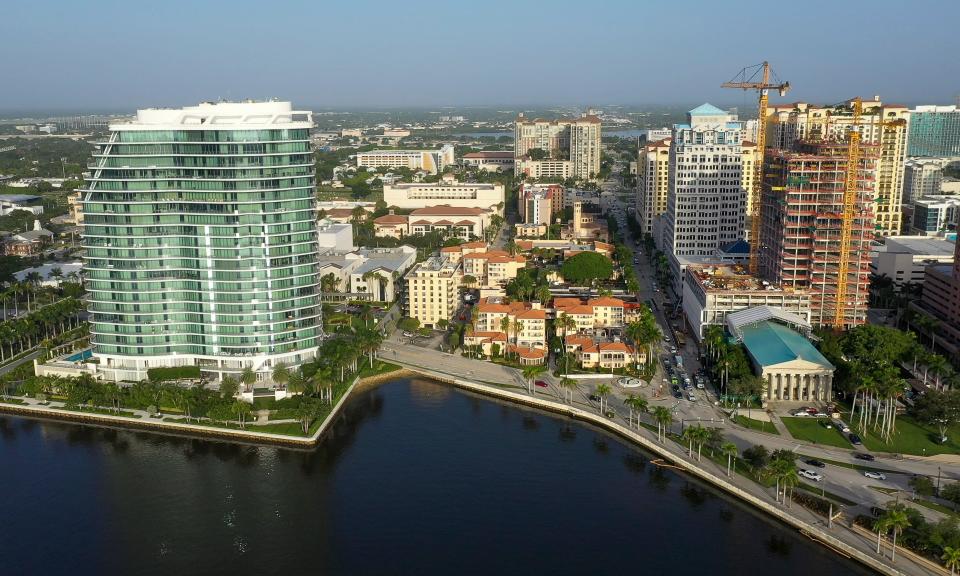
[516,309,546,320]
[374,214,408,225]
[508,345,546,360]
[589,297,624,307]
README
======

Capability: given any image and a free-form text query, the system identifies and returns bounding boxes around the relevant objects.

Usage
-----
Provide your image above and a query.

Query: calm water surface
[1,378,874,575]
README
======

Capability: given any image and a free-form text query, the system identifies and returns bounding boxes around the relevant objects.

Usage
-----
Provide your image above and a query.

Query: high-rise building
[514,113,601,181]
[663,104,748,281]
[908,105,960,158]
[910,196,960,235]
[767,98,909,237]
[903,158,944,203]
[635,137,671,238]
[759,141,880,328]
[82,101,322,382]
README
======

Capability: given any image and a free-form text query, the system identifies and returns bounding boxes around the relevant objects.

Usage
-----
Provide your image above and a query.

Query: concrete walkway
[769,413,794,439]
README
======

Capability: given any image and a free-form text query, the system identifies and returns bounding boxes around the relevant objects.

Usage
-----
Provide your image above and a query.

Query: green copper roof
[739,321,833,369]
[689,103,727,116]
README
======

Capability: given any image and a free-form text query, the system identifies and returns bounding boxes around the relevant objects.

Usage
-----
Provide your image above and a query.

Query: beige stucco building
[404,255,462,328]
[383,177,505,212]
[514,113,601,181]
[767,98,909,237]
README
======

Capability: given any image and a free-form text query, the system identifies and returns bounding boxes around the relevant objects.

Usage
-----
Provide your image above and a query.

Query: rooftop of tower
[113,100,312,130]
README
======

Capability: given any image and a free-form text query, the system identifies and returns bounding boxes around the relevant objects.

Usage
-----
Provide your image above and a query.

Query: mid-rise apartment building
[553,296,629,334]
[904,159,945,204]
[514,113,601,181]
[635,137,671,237]
[82,101,321,382]
[911,239,960,360]
[474,298,547,350]
[356,144,455,174]
[767,98,909,237]
[759,141,880,328]
[404,255,461,328]
[518,183,558,226]
[908,105,960,158]
[663,104,749,283]
[383,177,504,211]
[438,242,526,289]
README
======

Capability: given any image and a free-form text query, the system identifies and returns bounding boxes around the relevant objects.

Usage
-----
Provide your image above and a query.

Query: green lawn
[781,417,852,449]
[859,415,960,456]
[357,360,401,379]
[0,397,26,405]
[733,415,779,435]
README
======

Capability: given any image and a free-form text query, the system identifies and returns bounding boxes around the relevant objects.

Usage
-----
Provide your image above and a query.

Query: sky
[3,0,959,113]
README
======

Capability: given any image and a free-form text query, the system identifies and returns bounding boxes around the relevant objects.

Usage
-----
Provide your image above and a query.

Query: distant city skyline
[3,0,959,111]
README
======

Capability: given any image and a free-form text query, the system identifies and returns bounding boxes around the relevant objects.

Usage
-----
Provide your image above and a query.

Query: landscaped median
[780,417,852,449]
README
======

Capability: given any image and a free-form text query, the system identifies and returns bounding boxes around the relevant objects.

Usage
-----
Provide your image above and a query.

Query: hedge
[147,365,201,382]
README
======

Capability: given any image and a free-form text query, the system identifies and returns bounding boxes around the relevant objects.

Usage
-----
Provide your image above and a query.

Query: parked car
[798,469,823,482]
[854,453,875,462]
[804,459,826,468]
[790,410,810,417]
[863,471,886,480]
[820,420,833,429]
[589,394,601,402]
[402,331,414,338]
[534,380,548,388]
[687,392,696,402]
[849,434,863,445]
[834,420,851,433]
[673,389,683,399]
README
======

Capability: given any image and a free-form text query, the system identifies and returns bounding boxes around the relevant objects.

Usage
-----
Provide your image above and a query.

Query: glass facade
[83,112,320,378]
[908,107,960,158]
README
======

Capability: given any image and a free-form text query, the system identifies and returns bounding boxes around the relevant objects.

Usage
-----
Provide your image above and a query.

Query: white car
[798,469,823,482]
[402,331,414,338]
[863,471,886,481]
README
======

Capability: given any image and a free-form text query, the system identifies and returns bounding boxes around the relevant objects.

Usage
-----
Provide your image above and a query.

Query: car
[589,394,601,402]
[820,420,833,429]
[854,453,875,462]
[790,410,810,417]
[804,459,826,468]
[671,384,680,393]
[670,346,678,354]
[534,380,548,388]
[402,331,414,337]
[805,407,819,415]
[663,335,671,343]
[687,392,696,401]
[849,434,863,445]
[798,469,823,482]
[673,390,683,399]
[864,471,886,480]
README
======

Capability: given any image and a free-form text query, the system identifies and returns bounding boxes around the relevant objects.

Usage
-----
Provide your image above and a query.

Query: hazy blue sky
[3,0,958,112]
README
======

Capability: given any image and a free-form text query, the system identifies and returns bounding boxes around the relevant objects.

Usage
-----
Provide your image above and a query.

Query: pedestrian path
[769,413,794,439]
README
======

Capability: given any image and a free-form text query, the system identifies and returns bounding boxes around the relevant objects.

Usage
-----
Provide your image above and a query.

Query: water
[0,378,873,575]
[64,348,93,362]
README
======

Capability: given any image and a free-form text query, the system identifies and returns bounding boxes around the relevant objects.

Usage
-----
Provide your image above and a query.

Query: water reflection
[0,378,870,576]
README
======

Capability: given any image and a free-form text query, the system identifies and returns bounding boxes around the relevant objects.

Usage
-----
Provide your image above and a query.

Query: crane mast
[721,61,790,276]
[833,97,862,328]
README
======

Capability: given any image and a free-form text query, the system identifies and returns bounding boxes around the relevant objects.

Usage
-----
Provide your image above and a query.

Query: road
[0,348,44,377]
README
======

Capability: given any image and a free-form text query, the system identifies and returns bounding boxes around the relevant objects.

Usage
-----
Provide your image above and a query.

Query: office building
[663,104,749,286]
[356,144,455,174]
[904,159,945,203]
[908,105,960,158]
[317,219,354,252]
[911,196,960,235]
[635,137,671,237]
[514,113,601,180]
[82,101,321,382]
[682,265,811,342]
[383,177,504,211]
[767,98,909,237]
[404,255,461,328]
[373,206,495,240]
[759,141,880,328]
[871,236,955,290]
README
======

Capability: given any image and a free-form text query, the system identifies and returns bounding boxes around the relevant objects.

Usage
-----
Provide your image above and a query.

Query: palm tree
[884,506,911,562]
[653,406,673,442]
[220,375,239,400]
[691,425,710,461]
[594,383,611,415]
[681,426,697,457]
[623,394,648,429]
[943,546,960,575]
[362,270,387,302]
[240,366,257,392]
[721,442,739,476]
[272,363,291,389]
[522,364,547,394]
[287,372,307,396]
[231,399,251,428]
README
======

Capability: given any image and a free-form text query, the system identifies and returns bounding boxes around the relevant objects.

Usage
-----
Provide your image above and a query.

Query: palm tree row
[848,362,907,441]
[0,297,85,362]
[873,504,911,563]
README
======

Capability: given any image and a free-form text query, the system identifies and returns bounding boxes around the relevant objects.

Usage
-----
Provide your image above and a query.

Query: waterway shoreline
[0,368,932,574]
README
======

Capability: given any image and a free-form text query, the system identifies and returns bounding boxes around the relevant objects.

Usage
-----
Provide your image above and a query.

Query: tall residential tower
[82,101,322,382]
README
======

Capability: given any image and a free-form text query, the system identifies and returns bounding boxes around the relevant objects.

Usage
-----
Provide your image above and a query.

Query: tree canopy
[560,252,613,285]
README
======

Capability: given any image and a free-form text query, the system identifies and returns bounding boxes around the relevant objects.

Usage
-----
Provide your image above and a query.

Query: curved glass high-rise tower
[82,101,321,382]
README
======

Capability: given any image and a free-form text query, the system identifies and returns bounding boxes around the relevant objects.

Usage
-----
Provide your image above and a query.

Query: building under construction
[759,141,880,328]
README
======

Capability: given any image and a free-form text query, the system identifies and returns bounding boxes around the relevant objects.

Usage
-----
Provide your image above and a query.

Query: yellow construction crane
[721,62,790,276]
[833,97,863,329]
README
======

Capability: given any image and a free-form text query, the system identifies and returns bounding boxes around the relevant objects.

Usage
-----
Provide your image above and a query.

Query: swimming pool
[65,349,93,362]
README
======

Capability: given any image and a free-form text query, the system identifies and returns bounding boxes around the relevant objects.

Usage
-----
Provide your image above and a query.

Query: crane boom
[721,61,790,276]
[833,97,862,328]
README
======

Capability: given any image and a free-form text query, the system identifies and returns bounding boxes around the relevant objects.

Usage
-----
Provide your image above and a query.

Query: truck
[674,355,683,369]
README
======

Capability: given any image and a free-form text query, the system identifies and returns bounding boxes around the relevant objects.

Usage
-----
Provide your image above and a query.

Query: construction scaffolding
[759,140,880,329]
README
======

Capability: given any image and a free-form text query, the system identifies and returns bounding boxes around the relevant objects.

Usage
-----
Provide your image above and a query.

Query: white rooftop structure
[115,101,312,130]
[725,306,812,341]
